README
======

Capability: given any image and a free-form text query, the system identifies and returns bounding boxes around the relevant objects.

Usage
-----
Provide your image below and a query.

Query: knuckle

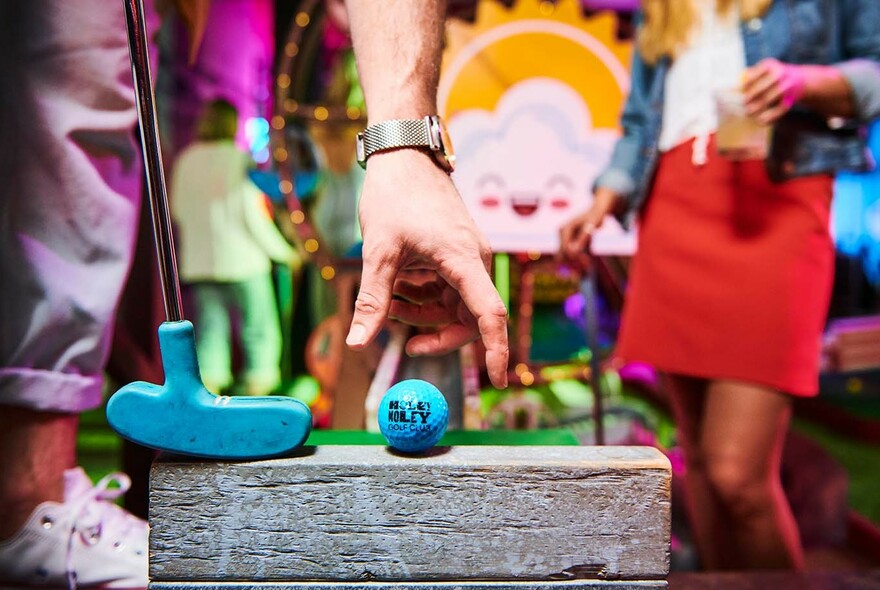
[442,263,470,286]
[481,247,493,269]
[497,346,510,364]
[363,242,398,267]
[353,290,385,316]
[486,299,509,322]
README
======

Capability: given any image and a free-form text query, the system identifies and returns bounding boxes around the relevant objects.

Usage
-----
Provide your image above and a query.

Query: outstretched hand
[346,150,509,389]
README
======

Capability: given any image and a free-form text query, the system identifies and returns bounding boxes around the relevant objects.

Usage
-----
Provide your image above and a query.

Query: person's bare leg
[664,373,734,570]
[0,407,77,540]
[701,380,803,570]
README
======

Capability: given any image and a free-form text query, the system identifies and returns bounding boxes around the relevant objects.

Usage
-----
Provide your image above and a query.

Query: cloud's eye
[544,175,575,209]
[477,173,505,192]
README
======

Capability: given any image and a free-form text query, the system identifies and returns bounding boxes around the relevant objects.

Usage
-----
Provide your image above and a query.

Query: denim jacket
[596,0,880,215]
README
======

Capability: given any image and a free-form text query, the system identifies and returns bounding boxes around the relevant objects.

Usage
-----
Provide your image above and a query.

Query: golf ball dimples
[378,379,448,453]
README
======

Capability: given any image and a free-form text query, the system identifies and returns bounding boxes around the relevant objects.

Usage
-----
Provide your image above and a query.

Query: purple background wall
[159,0,275,160]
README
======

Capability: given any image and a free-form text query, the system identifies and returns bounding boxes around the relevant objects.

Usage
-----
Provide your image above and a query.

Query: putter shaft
[123,0,184,322]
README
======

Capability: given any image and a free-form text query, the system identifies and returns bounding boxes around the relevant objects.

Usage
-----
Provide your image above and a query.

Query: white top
[658,0,746,163]
[171,141,295,282]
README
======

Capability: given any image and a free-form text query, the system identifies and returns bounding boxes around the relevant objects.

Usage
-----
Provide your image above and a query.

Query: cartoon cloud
[449,78,635,255]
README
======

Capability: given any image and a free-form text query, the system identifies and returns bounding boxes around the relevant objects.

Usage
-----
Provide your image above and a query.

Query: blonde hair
[638,0,773,65]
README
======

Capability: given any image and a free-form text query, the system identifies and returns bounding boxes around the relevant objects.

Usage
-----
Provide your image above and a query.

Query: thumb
[346,248,400,349]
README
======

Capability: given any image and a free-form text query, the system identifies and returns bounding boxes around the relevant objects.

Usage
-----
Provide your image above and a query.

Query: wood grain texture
[150,581,668,590]
[150,446,670,583]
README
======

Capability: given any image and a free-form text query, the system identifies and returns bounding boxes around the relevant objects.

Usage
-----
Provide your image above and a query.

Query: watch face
[428,116,456,172]
[438,119,456,171]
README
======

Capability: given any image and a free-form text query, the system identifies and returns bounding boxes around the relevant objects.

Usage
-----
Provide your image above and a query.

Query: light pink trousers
[0,1,155,412]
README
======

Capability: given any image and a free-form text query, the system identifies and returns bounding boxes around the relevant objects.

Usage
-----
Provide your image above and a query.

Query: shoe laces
[63,472,145,590]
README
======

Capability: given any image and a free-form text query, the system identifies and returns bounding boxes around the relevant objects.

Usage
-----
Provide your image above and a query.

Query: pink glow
[164,0,275,159]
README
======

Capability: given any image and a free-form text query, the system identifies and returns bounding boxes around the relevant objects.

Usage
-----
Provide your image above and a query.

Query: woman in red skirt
[560,0,880,571]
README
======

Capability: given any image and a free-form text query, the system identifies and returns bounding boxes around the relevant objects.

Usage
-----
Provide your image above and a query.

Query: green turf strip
[305,428,580,446]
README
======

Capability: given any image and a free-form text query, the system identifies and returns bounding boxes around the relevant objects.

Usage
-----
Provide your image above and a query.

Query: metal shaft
[123,0,184,322]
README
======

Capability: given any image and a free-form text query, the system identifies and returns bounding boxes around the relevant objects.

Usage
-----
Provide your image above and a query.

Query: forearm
[346,0,446,121]
[798,65,857,119]
[834,59,880,121]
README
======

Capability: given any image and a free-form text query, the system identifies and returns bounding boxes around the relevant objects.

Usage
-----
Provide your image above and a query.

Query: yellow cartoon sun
[440,0,632,131]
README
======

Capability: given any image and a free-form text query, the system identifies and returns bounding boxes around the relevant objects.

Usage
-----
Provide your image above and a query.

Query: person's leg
[0,0,142,532]
[0,410,77,538]
[237,274,283,395]
[663,373,734,570]
[0,1,154,585]
[192,283,234,393]
[700,380,803,570]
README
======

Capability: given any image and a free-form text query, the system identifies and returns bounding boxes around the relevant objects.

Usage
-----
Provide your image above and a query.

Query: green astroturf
[306,428,579,446]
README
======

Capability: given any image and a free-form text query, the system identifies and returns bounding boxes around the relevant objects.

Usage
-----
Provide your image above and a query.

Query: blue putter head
[106,321,312,459]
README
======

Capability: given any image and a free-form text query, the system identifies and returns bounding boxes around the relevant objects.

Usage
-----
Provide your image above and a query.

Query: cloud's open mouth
[511,196,540,216]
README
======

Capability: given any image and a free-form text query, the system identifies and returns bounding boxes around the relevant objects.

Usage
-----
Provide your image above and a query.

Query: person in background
[171,99,302,396]
[559,0,880,571]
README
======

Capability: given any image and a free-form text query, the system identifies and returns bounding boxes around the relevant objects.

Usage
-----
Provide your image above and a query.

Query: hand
[347,149,509,388]
[289,249,305,275]
[742,58,807,125]
[558,187,618,272]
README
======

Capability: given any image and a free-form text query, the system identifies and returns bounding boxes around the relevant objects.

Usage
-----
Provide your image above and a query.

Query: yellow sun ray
[440,0,633,130]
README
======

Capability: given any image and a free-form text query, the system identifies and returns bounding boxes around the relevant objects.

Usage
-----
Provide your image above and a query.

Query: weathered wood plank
[150,446,670,583]
[151,581,667,590]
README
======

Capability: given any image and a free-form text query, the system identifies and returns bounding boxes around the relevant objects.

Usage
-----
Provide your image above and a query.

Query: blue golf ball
[377,379,449,453]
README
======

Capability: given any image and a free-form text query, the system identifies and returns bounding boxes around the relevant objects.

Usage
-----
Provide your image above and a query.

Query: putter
[106,0,312,459]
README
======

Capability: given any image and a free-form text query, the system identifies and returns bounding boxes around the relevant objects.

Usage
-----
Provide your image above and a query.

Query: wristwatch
[356,115,455,172]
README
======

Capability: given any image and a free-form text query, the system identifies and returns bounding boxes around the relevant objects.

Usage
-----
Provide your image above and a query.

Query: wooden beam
[150,445,669,586]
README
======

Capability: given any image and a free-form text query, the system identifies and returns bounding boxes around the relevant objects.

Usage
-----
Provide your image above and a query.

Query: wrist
[789,64,810,104]
[357,116,455,173]
[593,187,619,211]
[366,104,438,124]
[362,148,453,194]
[793,64,857,118]
[360,149,460,212]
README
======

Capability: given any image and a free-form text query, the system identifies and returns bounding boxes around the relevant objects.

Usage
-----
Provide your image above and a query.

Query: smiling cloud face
[449,78,630,254]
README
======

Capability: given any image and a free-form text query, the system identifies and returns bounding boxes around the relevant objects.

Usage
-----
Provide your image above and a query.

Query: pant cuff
[0,368,103,413]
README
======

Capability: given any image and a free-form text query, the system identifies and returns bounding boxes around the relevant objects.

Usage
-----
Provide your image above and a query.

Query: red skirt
[615,136,834,397]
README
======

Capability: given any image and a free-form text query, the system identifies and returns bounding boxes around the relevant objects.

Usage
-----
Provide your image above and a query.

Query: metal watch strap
[360,119,431,160]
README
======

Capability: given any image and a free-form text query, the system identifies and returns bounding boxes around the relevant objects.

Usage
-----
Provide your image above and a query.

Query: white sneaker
[0,468,148,589]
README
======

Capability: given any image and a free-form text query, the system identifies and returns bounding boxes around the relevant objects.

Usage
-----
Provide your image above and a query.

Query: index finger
[347,241,401,349]
[442,258,509,388]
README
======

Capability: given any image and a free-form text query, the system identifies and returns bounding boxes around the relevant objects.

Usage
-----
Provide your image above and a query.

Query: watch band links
[359,118,431,161]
